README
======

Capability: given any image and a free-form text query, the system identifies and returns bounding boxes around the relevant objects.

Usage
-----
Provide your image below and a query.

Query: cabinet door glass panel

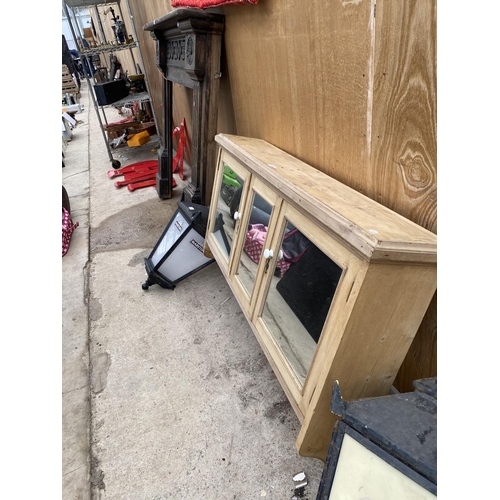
[260,221,343,385]
[210,162,245,259]
[235,191,274,299]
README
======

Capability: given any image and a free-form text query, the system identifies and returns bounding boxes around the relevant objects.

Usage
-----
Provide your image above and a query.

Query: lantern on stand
[142,201,214,290]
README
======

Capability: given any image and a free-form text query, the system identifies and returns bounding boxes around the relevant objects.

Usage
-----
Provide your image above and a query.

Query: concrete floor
[62,80,325,500]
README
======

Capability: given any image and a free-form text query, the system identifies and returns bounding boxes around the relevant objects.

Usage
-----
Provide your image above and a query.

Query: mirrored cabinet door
[254,203,346,390]
[231,177,282,314]
[206,153,250,273]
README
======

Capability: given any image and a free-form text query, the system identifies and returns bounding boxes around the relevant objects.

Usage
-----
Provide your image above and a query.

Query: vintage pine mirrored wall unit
[204,134,437,460]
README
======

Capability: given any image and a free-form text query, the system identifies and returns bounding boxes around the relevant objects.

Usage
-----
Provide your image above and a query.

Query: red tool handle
[107,160,158,178]
[127,177,177,191]
[121,167,158,183]
[115,171,157,188]
[127,179,157,191]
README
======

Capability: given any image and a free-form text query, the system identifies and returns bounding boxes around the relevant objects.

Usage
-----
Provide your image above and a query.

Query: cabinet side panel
[297,263,436,460]
[394,292,437,392]
[331,264,437,398]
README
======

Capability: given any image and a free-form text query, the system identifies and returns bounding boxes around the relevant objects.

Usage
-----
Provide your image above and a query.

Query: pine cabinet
[204,134,437,461]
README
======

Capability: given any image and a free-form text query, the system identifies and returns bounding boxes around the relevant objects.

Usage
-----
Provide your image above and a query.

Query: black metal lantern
[142,201,214,290]
[316,378,437,499]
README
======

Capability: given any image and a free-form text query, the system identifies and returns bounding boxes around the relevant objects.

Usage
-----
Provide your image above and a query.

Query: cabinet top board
[216,134,437,264]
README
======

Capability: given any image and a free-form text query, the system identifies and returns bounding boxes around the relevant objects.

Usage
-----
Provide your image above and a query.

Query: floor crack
[62,383,89,396]
[63,464,86,477]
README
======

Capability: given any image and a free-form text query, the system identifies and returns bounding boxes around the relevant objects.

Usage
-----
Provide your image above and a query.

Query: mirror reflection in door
[260,222,344,386]
[235,191,274,298]
[210,163,244,258]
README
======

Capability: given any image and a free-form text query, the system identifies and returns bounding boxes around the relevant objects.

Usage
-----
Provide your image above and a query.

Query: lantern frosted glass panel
[150,211,186,266]
[328,434,437,500]
[260,221,343,385]
[155,227,213,283]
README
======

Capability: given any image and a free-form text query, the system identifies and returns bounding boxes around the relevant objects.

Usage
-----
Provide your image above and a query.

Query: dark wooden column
[144,9,225,205]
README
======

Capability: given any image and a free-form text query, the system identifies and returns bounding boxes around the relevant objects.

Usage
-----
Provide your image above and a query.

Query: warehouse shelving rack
[63,0,158,168]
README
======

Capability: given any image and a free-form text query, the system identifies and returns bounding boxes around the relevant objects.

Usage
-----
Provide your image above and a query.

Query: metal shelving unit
[81,40,138,56]
[63,0,158,169]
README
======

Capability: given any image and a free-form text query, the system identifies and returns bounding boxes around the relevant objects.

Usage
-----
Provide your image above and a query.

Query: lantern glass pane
[156,228,213,283]
[151,211,187,266]
[329,434,436,500]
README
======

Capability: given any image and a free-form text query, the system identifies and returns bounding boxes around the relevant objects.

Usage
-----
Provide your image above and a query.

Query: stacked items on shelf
[62,62,79,143]
[62,65,80,101]
[104,100,156,149]
[80,40,138,57]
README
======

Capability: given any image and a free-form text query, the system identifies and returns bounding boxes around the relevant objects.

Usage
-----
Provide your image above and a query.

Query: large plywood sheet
[222,0,374,193]
[370,0,437,391]
[370,0,437,232]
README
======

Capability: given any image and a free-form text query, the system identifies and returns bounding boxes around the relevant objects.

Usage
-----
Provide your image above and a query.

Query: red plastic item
[107,160,158,178]
[105,117,135,127]
[115,172,157,188]
[108,159,179,192]
[172,0,258,7]
[127,177,177,191]
[117,165,158,182]
[127,179,158,191]
[172,118,187,181]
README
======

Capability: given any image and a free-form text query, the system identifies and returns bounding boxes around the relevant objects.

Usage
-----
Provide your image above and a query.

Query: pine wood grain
[127,0,437,394]
[222,0,374,193]
[369,0,437,390]
[370,0,437,232]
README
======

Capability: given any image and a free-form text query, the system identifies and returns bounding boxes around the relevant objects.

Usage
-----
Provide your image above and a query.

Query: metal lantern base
[141,257,175,290]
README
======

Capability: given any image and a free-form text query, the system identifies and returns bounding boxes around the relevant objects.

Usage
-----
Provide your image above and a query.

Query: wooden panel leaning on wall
[370,1,437,392]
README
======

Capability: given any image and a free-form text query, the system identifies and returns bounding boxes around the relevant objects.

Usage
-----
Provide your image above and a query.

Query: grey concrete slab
[63,80,325,500]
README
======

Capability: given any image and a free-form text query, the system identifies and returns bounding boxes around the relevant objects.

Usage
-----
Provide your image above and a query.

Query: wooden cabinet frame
[204,134,437,461]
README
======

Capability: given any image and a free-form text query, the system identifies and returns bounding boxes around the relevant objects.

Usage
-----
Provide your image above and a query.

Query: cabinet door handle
[233,211,241,220]
[263,249,274,259]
